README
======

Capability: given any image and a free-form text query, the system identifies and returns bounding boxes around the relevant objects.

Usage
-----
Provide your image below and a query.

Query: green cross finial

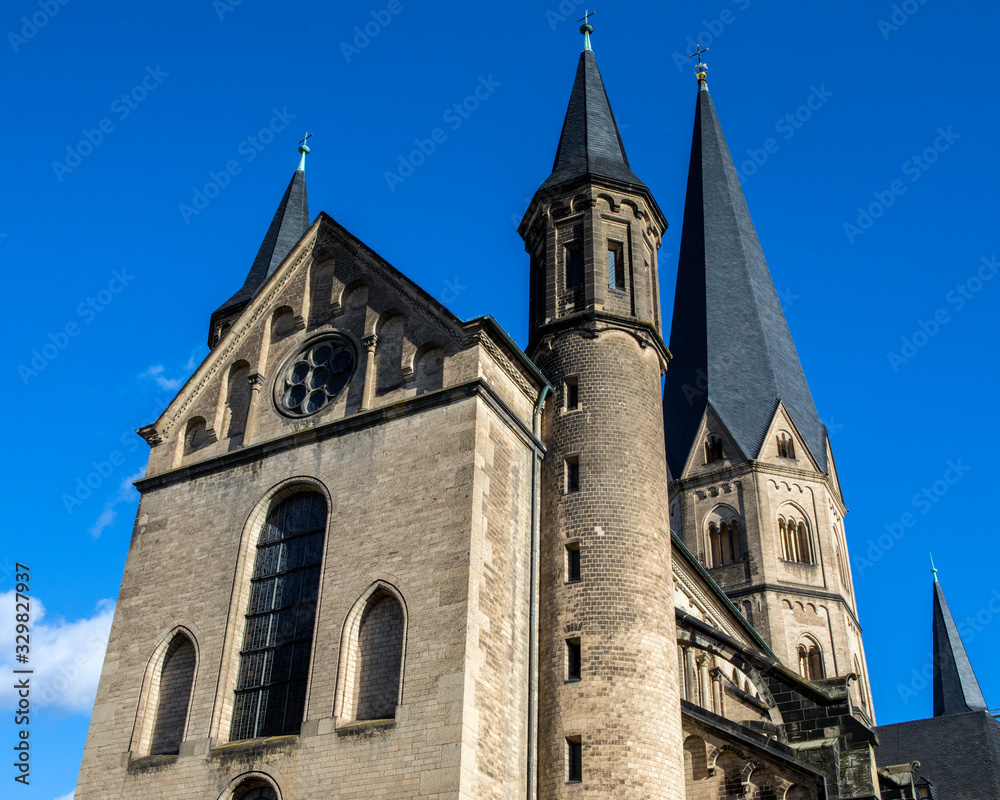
[930,552,939,581]
[578,10,594,50]
[298,132,312,171]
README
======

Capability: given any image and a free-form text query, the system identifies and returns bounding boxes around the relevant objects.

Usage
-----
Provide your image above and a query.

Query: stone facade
[75,216,547,800]
[669,405,876,723]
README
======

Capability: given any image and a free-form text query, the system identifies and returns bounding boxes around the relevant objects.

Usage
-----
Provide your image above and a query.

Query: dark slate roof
[213,166,310,317]
[661,81,827,476]
[538,48,646,193]
[876,711,1000,799]
[933,577,989,717]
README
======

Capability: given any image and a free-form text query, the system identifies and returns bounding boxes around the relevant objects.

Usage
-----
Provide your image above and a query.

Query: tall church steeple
[521,28,684,799]
[662,73,826,475]
[932,572,989,717]
[663,69,874,720]
[208,146,311,347]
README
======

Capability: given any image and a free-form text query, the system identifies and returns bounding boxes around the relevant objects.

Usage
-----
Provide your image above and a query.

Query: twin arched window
[776,432,796,459]
[708,519,741,566]
[797,639,825,680]
[778,512,814,565]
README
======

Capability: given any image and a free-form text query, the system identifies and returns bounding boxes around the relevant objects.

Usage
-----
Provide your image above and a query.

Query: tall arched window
[147,633,196,755]
[231,491,327,741]
[339,584,406,722]
[777,432,796,459]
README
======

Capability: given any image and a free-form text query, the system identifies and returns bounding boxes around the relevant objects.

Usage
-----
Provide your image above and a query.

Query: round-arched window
[274,334,356,418]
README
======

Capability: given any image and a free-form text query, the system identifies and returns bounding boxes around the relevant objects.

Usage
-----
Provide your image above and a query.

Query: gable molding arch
[217,770,284,800]
[334,580,409,724]
[129,624,200,758]
[209,476,333,743]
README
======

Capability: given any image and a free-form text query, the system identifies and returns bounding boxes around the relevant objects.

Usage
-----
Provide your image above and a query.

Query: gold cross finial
[689,46,709,81]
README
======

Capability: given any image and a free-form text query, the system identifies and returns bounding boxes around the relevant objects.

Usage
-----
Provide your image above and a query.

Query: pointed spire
[933,575,988,717]
[538,40,645,193]
[211,149,311,331]
[661,79,828,475]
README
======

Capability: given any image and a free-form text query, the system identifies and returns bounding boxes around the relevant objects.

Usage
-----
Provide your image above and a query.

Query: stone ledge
[335,718,396,737]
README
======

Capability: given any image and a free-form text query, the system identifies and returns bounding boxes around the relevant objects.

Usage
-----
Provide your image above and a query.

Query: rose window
[275,335,356,417]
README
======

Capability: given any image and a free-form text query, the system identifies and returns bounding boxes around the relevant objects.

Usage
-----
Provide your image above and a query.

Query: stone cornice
[671,461,847,517]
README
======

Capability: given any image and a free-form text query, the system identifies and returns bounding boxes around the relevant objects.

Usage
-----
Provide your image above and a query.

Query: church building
[74,22,994,800]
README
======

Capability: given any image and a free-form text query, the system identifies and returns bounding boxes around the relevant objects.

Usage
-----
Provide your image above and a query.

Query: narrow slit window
[608,243,625,290]
[566,244,583,294]
[565,456,580,493]
[565,376,579,411]
[566,543,581,582]
[566,737,583,783]
[566,638,582,681]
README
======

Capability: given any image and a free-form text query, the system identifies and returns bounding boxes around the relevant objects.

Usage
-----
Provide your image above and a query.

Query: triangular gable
[757,402,822,474]
[678,403,748,480]
[141,212,472,448]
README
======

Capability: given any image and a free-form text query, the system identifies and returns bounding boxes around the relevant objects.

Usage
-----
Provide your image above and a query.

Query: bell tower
[661,61,875,720]
[519,22,684,798]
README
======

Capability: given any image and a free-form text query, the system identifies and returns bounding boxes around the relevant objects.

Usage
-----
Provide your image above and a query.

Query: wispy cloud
[0,593,114,713]
[54,791,75,800]
[139,364,184,392]
[89,469,144,538]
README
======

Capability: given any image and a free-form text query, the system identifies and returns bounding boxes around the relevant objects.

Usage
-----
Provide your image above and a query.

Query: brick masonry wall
[75,391,535,800]
[534,327,684,799]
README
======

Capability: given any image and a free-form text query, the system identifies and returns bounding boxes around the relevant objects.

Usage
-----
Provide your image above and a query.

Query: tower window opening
[566,543,581,582]
[777,432,796,459]
[709,519,740,566]
[566,243,584,294]
[797,640,825,680]
[607,242,625,290]
[566,638,582,681]
[565,456,580,493]
[778,514,813,565]
[705,435,723,463]
[566,737,583,783]
[741,600,754,626]
[565,376,579,410]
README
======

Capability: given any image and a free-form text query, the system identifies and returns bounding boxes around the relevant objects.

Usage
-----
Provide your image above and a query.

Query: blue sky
[2,0,998,796]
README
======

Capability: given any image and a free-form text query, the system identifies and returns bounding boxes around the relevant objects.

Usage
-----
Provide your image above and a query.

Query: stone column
[361,335,378,411]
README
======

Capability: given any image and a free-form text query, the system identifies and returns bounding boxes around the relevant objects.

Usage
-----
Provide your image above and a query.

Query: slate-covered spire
[661,76,827,475]
[538,46,645,193]
[209,151,310,345]
[932,573,989,717]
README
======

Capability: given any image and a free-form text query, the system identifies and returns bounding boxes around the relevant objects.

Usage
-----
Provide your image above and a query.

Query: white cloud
[89,469,144,538]
[139,364,183,392]
[54,792,75,800]
[0,592,115,713]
